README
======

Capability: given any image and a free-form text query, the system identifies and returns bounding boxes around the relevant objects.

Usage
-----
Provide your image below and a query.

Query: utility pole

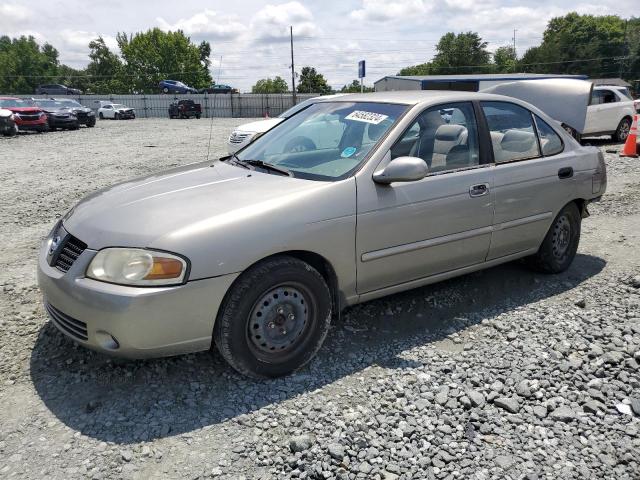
[290,26,297,105]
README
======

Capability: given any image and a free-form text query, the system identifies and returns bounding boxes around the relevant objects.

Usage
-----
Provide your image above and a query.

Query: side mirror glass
[373,156,428,184]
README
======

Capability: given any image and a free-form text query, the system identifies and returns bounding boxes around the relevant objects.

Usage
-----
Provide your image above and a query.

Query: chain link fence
[28,93,318,118]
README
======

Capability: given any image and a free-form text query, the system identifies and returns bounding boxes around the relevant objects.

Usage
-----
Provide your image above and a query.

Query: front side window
[391,102,479,173]
[481,101,540,163]
[236,101,407,180]
[534,115,563,156]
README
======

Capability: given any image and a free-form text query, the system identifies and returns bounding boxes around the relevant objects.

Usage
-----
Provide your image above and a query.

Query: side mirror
[373,156,428,184]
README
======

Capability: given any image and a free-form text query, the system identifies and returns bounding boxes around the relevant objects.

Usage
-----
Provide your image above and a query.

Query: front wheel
[114,113,120,120]
[525,202,581,273]
[214,256,332,379]
[614,117,631,143]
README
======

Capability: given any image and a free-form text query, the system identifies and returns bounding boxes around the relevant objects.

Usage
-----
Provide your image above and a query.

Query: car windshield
[236,101,407,181]
[59,100,82,108]
[36,100,64,108]
[0,98,35,108]
[278,98,316,118]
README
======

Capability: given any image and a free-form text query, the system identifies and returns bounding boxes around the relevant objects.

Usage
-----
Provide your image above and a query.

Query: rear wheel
[525,202,581,273]
[614,117,631,143]
[213,256,332,378]
[163,87,169,94]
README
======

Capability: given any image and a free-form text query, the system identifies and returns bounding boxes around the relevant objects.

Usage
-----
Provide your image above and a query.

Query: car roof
[313,90,519,106]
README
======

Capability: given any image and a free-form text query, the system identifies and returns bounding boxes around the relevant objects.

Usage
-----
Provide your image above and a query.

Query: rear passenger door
[482,101,576,260]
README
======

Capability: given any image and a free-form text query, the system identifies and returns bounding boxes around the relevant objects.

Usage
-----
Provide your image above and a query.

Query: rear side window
[481,102,540,163]
[533,115,563,156]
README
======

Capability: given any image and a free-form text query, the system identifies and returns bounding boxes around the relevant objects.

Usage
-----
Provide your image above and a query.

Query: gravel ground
[0,120,639,480]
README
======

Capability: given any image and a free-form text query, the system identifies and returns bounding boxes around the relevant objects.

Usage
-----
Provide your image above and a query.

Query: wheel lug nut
[268,322,275,329]
[288,313,295,320]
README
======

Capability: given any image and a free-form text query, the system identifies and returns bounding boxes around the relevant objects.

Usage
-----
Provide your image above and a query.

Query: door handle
[558,167,573,179]
[469,183,489,197]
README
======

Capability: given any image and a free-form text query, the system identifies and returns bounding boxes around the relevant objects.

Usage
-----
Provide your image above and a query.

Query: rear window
[534,115,563,156]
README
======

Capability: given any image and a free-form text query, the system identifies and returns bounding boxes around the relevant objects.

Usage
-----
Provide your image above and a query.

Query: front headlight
[86,248,188,286]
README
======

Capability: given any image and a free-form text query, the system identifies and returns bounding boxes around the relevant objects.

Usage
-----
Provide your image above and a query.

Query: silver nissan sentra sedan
[38,88,607,378]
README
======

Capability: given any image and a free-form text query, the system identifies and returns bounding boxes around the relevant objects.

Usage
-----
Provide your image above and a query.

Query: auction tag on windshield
[345,110,388,125]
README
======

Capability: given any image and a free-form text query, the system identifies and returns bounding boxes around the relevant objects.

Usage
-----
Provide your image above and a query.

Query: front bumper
[16,120,48,132]
[49,117,78,128]
[37,233,239,359]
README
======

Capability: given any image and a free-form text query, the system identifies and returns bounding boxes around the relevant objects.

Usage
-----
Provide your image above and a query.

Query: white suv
[583,86,637,142]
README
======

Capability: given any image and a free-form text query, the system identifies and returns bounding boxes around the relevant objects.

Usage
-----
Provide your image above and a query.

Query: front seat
[431,124,468,170]
[410,110,446,168]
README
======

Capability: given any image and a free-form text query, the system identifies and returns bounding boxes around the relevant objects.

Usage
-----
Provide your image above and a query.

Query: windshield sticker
[345,110,389,125]
[341,147,357,158]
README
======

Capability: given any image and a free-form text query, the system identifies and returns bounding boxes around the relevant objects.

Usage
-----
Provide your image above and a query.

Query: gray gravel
[1,120,639,479]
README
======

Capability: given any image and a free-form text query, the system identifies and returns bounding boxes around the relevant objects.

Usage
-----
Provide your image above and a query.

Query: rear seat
[491,129,538,162]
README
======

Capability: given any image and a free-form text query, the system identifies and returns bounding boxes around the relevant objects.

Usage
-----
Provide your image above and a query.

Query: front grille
[75,111,88,119]
[18,114,41,121]
[55,235,87,272]
[229,132,251,144]
[45,302,88,341]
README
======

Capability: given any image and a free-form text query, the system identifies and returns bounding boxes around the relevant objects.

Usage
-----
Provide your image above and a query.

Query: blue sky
[0,0,628,91]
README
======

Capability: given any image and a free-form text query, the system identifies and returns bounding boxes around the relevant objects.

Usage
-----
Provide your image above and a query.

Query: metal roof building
[374,73,589,92]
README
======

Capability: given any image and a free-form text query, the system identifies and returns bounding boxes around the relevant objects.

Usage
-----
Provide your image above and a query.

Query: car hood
[234,118,283,134]
[63,160,327,251]
[6,107,42,113]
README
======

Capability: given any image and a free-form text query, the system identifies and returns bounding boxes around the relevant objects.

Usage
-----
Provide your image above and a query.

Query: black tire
[613,117,632,143]
[525,202,581,274]
[284,136,316,153]
[163,87,169,94]
[195,114,201,119]
[87,118,96,127]
[114,112,120,120]
[99,112,104,120]
[213,256,332,379]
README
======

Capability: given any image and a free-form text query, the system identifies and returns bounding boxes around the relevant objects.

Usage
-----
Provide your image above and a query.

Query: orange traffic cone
[620,114,638,158]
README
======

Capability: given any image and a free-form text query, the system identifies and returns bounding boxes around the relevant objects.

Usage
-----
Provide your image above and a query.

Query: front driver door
[355,102,494,294]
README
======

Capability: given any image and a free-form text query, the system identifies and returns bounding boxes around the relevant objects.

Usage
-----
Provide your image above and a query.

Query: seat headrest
[422,110,446,128]
[435,124,466,142]
[501,129,536,153]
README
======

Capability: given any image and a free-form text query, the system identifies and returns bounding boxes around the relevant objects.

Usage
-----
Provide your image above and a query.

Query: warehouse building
[374,73,588,92]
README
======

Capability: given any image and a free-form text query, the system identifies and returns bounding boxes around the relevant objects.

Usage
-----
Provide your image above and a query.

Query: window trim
[388,100,488,177]
[479,100,544,166]
[532,114,565,157]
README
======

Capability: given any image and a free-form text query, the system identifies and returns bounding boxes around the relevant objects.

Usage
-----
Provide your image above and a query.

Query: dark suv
[35,84,83,95]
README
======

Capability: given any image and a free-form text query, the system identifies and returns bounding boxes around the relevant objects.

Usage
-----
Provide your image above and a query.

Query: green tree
[520,13,633,78]
[396,31,491,77]
[296,66,331,94]
[431,32,491,74]
[340,79,374,93]
[116,28,212,93]
[85,36,126,93]
[398,63,432,76]
[0,35,60,94]
[251,76,289,93]
[492,46,518,73]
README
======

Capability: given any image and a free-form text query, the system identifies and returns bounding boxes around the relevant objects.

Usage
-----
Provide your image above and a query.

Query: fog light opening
[95,331,120,350]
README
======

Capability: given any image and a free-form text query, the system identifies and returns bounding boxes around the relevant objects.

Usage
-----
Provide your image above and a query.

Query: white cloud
[0,3,31,27]
[250,2,319,41]
[156,9,245,40]
[350,0,431,22]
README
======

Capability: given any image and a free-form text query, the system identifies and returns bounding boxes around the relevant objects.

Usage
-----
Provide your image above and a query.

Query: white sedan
[227,94,345,153]
[98,103,136,120]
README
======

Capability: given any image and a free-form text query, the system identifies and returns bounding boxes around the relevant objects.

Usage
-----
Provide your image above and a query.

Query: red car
[0,97,48,132]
